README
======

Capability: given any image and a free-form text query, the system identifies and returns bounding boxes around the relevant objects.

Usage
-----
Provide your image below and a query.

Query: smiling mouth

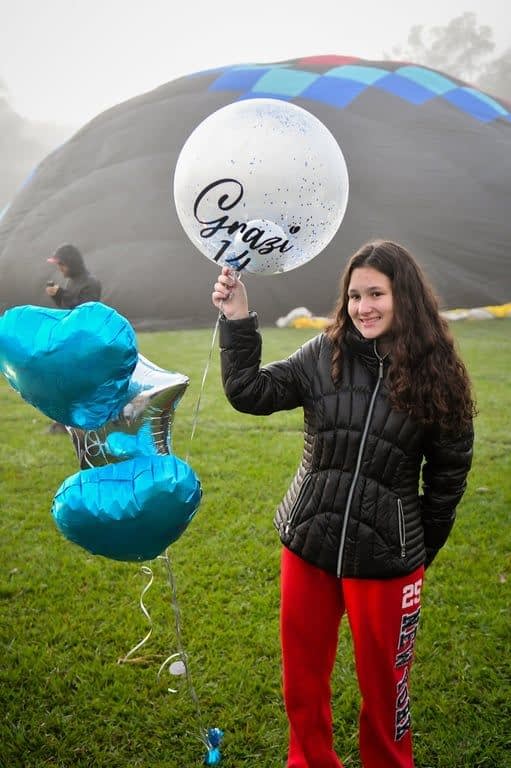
[360,317,381,324]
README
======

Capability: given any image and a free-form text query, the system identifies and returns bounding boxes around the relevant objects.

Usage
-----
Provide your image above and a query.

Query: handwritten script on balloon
[193,178,301,271]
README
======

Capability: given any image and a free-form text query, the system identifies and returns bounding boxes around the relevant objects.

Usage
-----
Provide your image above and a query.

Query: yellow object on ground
[483,303,511,318]
[291,316,330,329]
[284,303,511,329]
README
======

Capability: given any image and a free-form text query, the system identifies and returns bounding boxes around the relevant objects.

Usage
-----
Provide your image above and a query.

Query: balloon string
[185,312,220,464]
[118,565,154,664]
[116,561,211,748]
[158,551,211,750]
[185,270,241,464]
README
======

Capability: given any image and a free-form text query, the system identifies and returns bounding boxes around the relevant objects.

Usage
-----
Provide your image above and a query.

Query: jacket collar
[344,325,391,370]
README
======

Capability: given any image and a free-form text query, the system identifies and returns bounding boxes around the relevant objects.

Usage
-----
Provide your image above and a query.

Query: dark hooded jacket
[219,312,473,580]
[50,246,101,309]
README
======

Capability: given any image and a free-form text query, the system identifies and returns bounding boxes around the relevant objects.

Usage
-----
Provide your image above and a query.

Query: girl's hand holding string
[211,267,250,321]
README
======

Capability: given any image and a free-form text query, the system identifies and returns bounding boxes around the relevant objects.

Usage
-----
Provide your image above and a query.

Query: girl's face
[347,267,394,340]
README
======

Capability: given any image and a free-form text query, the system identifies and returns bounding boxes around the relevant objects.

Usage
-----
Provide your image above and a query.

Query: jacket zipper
[335,342,387,578]
[284,473,312,536]
[397,498,406,559]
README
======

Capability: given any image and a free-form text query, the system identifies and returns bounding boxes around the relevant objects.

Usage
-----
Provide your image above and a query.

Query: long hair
[325,240,476,432]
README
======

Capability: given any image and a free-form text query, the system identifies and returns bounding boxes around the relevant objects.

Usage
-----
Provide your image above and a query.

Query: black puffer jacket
[220,313,473,579]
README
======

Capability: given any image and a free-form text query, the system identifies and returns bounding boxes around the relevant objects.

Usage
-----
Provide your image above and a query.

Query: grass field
[0,320,510,768]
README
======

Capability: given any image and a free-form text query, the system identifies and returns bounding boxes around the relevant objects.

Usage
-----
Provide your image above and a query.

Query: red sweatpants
[281,548,424,768]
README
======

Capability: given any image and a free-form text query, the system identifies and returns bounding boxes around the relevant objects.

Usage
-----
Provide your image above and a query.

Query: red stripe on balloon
[296,55,361,68]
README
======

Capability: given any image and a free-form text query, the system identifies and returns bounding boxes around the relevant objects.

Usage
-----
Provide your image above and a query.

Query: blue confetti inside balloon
[0,302,137,428]
[52,455,202,561]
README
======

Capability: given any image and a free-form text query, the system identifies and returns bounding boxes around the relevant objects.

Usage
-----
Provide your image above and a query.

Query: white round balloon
[173,98,349,275]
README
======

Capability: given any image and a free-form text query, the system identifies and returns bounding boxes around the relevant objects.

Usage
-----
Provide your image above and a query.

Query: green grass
[0,320,510,768]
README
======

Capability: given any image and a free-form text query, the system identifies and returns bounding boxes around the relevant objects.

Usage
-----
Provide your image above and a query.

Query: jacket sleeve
[420,421,474,567]
[51,279,101,309]
[219,312,312,415]
[75,279,102,304]
[51,288,64,307]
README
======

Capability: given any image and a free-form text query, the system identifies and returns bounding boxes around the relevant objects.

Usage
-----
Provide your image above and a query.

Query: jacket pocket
[284,474,312,536]
[397,498,406,559]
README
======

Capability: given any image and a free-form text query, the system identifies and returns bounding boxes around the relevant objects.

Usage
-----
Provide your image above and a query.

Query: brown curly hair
[325,240,476,432]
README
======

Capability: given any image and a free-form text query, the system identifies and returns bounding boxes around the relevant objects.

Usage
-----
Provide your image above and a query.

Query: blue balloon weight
[0,302,138,428]
[52,455,202,561]
[204,728,224,765]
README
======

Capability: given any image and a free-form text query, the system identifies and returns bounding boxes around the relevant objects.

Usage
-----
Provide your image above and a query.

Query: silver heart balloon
[68,354,189,468]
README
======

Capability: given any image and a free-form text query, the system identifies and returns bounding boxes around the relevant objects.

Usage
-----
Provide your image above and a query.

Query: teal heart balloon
[0,302,137,428]
[52,455,202,562]
[0,301,202,561]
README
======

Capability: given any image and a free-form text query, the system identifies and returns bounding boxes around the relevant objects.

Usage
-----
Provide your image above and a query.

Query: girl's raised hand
[212,267,249,320]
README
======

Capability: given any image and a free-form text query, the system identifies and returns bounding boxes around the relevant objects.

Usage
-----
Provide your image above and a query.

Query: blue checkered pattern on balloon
[0,301,223,765]
[207,60,510,124]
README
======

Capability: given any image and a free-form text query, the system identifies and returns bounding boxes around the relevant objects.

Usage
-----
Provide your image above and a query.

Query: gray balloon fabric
[0,55,510,328]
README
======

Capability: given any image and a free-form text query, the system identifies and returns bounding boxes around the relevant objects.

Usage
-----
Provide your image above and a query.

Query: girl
[211,240,474,768]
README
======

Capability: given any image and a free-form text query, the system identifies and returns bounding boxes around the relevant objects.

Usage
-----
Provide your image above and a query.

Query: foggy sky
[1,0,508,131]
